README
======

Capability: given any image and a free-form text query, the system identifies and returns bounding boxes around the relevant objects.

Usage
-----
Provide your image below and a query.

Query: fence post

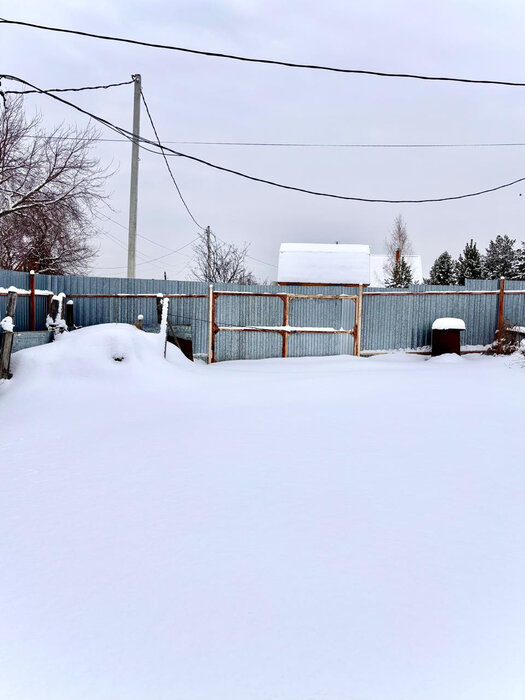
[29,270,36,331]
[156,293,164,325]
[66,300,75,330]
[207,284,214,364]
[47,295,59,328]
[497,276,505,354]
[1,290,18,379]
[281,294,290,358]
[356,284,363,357]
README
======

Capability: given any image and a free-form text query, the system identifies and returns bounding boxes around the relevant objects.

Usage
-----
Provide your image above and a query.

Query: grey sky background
[2,0,525,281]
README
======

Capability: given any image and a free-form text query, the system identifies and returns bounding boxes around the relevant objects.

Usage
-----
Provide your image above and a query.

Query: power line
[4,79,134,95]
[97,237,198,269]
[99,212,195,256]
[4,74,525,204]
[100,212,276,270]
[139,87,205,230]
[95,213,198,268]
[95,231,198,270]
[2,17,525,87]
[16,135,525,148]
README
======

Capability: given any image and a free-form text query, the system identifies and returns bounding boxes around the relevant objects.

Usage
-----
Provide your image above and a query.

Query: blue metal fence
[2,269,525,358]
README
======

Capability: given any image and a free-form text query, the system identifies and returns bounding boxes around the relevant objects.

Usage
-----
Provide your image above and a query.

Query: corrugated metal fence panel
[3,268,525,358]
[504,279,525,326]
[361,283,502,351]
[0,270,30,332]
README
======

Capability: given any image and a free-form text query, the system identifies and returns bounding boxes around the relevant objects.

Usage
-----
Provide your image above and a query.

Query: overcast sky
[3,0,525,280]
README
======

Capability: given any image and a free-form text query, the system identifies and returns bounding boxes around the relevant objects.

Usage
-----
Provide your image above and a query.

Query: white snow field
[1,324,524,700]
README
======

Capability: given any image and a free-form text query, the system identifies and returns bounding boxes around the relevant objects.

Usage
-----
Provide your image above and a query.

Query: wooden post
[29,270,36,331]
[1,290,17,379]
[47,296,59,327]
[281,294,290,358]
[156,294,163,325]
[136,314,143,330]
[355,284,363,357]
[497,276,506,354]
[207,284,214,364]
[65,300,75,330]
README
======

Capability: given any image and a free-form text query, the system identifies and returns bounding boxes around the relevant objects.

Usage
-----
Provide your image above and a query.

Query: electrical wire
[97,212,195,257]
[94,214,197,271]
[2,17,525,87]
[139,87,205,230]
[17,135,525,148]
[4,79,134,95]
[4,74,525,204]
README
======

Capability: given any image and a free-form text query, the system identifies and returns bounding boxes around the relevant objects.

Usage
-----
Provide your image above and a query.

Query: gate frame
[207,286,363,364]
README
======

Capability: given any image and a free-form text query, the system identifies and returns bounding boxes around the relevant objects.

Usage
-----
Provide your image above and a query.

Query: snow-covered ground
[1,324,524,700]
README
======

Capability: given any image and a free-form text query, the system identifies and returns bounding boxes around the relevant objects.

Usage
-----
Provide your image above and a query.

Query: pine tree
[513,241,525,280]
[483,235,516,279]
[456,239,483,284]
[428,251,457,285]
[385,255,414,288]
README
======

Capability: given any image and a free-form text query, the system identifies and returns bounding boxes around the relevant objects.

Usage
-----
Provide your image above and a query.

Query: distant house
[277,243,423,287]
[277,243,371,286]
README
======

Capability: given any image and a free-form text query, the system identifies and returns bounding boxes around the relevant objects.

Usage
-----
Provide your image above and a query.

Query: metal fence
[2,269,525,359]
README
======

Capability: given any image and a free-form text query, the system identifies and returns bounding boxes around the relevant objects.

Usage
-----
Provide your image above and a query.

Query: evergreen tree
[456,239,483,284]
[513,241,525,280]
[483,235,516,279]
[428,251,457,285]
[385,255,414,288]
[382,215,413,284]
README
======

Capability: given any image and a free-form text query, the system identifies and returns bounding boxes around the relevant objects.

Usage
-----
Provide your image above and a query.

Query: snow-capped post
[29,270,36,331]
[135,314,143,330]
[1,289,17,379]
[66,300,75,331]
[207,284,214,364]
[46,293,67,336]
[159,296,169,357]
[47,296,59,327]
[497,277,506,355]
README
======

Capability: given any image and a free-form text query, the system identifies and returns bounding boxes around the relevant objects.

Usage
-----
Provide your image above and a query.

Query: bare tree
[0,96,109,274]
[191,226,257,284]
[383,214,413,283]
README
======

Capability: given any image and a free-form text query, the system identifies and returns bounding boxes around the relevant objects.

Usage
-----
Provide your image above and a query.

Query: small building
[277,243,423,287]
[277,243,371,286]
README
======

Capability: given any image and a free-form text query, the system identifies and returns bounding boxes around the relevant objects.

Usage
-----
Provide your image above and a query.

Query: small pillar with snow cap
[431,317,466,356]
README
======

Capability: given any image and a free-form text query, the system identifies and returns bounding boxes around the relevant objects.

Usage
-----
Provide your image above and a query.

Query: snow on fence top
[277,243,371,284]
[432,317,466,331]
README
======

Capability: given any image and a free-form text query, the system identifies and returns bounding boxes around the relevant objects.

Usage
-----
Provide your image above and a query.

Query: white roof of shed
[277,243,371,284]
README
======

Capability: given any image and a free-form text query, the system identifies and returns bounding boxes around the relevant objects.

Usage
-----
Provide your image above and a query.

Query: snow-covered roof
[277,243,371,284]
[369,254,424,287]
[432,317,466,331]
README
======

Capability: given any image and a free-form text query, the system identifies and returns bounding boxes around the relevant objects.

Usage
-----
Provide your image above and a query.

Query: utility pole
[206,225,211,281]
[127,74,141,279]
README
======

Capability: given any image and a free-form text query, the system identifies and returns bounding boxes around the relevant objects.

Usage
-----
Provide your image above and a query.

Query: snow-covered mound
[1,333,524,700]
[9,323,192,389]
